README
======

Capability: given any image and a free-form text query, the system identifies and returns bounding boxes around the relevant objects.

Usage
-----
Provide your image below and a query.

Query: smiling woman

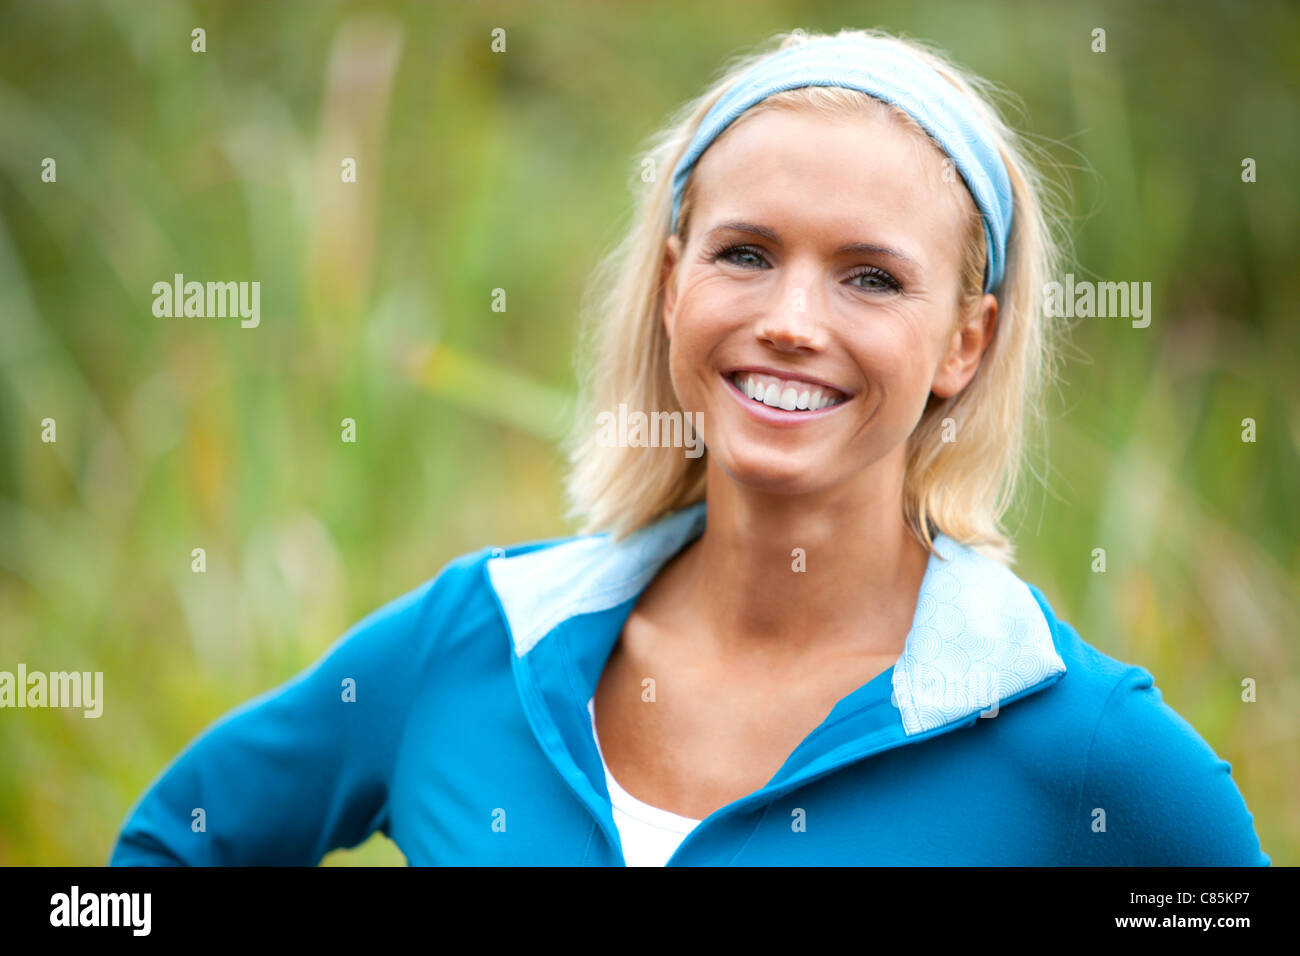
[660,104,998,510]
[569,38,1046,558]
[109,27,1270,869]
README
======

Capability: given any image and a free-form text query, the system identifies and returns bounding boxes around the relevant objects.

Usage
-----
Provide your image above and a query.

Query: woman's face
[662,105,996,498]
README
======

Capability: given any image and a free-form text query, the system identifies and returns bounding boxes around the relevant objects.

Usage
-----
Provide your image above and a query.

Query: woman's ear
[661,234,682,341]
[931,293,998,399]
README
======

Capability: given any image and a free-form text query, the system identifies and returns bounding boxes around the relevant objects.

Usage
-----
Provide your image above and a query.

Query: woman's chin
[710,445,833,495]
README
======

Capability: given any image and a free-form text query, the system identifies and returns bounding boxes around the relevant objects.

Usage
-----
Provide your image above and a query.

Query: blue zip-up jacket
[109,502,1270,865]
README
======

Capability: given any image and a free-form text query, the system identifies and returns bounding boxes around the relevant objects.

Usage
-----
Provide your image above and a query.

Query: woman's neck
[661,450,931,664]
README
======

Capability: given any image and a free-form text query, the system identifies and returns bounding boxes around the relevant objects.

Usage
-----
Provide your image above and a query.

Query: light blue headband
[670,34,1014,293]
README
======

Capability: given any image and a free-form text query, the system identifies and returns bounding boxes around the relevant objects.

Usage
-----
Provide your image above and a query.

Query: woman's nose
[753,275,829,353]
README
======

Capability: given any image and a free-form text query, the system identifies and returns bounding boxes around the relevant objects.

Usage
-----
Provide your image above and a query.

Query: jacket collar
[486,500,1065,737]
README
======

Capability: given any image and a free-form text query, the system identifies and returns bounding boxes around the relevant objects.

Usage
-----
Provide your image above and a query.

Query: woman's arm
[1069,665,1270,866]
[107,555,475,866]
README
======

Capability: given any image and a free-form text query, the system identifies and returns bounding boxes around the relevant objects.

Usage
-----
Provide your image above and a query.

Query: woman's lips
[729,370,848,410]
[720,371,852,426]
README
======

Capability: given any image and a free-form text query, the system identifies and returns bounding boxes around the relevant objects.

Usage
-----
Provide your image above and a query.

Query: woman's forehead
[688,108,971,256]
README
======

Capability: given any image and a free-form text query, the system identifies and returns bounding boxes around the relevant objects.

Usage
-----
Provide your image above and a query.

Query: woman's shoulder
[1007,579,1269,865]
[1067,655,1270,864]
[1013,575,1237,753]
[344,525,621,662]
[375,526,594,623]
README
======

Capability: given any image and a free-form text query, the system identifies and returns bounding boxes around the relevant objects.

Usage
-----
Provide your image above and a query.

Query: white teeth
[733,372,846,411]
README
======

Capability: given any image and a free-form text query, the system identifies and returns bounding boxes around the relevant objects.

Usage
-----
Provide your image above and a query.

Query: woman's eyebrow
[706,220,920,267]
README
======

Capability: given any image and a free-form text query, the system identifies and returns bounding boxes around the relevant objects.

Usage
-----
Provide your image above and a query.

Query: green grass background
[0,0,1295,865]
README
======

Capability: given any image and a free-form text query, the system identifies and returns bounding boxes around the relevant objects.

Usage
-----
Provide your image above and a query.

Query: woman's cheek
[667,321,714,411]
[861,324,929,391]
[852,343,927,435]
[670,304,727,394]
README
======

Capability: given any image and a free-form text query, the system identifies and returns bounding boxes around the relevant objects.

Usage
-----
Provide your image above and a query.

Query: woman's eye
[849,268,901,293]
[714,244,767,268]
[711,244,900,292]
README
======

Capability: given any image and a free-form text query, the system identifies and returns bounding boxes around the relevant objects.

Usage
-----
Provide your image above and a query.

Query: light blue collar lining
[486,501,1065,736]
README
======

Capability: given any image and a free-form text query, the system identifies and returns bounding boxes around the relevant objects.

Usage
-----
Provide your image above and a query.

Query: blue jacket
[109,501,1270,865]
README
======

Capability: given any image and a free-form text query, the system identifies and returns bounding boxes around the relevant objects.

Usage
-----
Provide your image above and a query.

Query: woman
[110,28,1269,866]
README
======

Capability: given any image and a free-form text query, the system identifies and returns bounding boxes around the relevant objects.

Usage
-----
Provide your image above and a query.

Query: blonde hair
[563,27,1069,565]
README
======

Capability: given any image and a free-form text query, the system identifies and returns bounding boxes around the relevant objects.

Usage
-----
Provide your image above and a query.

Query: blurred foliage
[0,0,1295,866]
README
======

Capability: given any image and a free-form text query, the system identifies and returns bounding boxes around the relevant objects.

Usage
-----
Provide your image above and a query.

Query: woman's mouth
[728,370,848,411]
[720,369,853,425]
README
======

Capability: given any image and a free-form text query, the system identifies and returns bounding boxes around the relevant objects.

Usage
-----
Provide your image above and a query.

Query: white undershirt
[588,696,702,866]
